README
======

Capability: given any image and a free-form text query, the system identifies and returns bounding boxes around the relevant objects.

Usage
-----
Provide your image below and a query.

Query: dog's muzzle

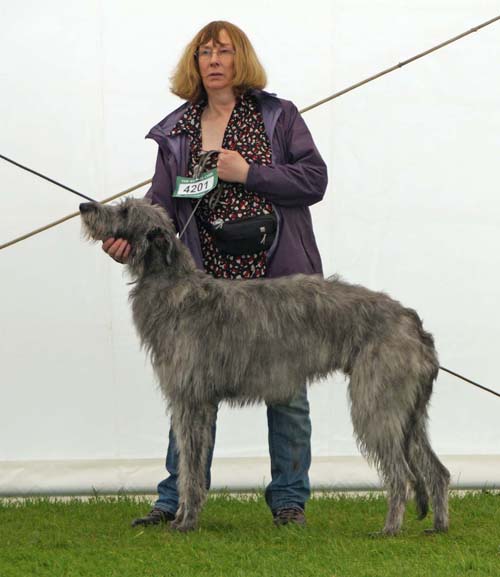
[79,202,99,214]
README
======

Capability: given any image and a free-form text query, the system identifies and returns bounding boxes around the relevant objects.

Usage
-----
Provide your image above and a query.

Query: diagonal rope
[439,366,499,398]
[0,154,98,202]
[1,13,499,253]
[300,14,500,114]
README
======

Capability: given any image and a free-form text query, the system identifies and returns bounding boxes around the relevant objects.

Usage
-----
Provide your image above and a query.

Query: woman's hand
[102,238,131,264]
[217,149,249,184]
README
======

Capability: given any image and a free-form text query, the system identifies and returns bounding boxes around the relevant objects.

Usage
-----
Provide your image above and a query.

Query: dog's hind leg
[351,409,415,535]
[169,401,217,532]
[408,423,450,533]
[377,447,415,535]
[349,367,416,535]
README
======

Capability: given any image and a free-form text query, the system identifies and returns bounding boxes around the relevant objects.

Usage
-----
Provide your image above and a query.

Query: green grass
[1,491,499,577]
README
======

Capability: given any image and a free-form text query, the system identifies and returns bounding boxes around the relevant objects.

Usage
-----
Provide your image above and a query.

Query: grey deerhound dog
[80,197,450,535]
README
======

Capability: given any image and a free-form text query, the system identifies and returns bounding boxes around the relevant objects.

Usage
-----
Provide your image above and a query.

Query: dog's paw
[170,512,198,533]
[424,526,448,536]
[370,526,401,538]
[169,519,197,533]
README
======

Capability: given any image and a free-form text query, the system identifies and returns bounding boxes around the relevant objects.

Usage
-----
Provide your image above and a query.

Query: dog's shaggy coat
[80,198,450,534]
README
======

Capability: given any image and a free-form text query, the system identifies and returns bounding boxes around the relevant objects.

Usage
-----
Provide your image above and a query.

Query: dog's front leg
[169,401,216,532]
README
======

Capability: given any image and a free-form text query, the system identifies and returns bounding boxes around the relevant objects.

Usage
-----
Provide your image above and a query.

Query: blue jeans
[155,385,311,515]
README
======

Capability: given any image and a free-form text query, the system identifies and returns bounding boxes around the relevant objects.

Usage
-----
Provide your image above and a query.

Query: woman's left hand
[217,149,249,184]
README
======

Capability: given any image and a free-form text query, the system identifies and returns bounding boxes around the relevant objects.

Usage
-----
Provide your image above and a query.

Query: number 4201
[182,180,211,194]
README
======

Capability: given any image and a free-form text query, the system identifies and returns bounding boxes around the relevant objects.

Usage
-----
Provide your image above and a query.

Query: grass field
[1,491,499,577]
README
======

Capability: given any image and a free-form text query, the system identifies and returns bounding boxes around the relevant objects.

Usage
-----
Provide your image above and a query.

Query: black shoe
[131,508,175,527]
[273,506,306,527]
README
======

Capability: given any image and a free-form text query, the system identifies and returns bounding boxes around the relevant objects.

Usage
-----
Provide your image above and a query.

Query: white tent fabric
[1,0,499,495]
[1,456,499,496]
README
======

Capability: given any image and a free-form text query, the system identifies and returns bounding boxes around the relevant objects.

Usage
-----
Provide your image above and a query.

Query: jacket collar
[145,89,282,149]
[145,101,191,149]
[249,89,282,147]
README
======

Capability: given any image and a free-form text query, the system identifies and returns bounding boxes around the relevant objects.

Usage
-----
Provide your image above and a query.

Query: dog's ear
[146,227,174,265]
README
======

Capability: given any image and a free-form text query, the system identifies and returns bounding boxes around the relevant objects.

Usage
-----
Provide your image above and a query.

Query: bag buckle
[260,225,267,245]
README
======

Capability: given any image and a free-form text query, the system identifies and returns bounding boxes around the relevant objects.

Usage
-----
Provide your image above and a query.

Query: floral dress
[169,93,274,279]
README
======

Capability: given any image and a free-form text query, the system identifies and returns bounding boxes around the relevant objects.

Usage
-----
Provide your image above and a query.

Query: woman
[104,20,328,527]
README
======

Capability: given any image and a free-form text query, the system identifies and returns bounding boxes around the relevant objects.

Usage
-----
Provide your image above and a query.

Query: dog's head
[79,197,188,277]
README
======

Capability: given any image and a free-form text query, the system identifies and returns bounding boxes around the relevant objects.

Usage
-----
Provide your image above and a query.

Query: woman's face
[197,29,235,94]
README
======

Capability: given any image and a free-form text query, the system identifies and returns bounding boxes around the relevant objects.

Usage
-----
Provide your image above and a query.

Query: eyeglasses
[196,47,236,61]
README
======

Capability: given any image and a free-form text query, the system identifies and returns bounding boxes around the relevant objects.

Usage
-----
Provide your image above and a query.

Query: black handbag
[203,213,277,256]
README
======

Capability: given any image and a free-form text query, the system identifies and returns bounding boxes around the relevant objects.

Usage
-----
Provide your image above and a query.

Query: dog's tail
[404,419,429,518]
[406,438,430,520]
[404,307,440,377]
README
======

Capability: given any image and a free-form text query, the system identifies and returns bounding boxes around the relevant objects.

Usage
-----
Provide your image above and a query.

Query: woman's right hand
[102,238,131,264]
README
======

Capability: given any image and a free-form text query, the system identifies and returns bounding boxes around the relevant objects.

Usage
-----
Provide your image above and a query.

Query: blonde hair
[170,21,267,103]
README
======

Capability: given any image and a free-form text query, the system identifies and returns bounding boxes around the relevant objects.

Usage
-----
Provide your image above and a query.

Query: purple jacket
[145,89,328,277]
